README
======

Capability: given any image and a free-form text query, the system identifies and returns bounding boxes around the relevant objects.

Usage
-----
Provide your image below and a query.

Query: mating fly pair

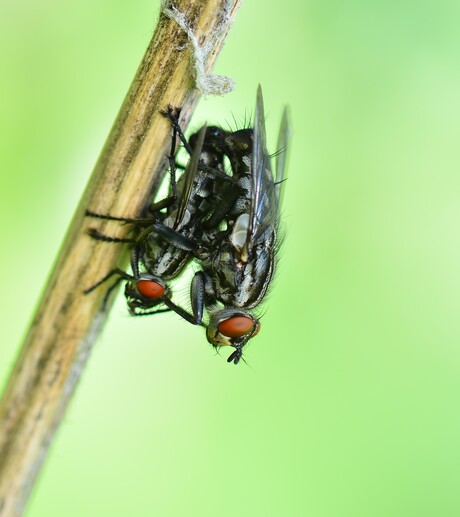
[85,85,289,364]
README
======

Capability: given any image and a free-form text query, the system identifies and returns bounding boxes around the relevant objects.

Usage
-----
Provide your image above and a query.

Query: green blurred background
[2,0,460,515]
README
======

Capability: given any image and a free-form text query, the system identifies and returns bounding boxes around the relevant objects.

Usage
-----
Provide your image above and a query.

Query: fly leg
[162,105,235,183]
[84,267,134,309]
[161,105,193,154]
[149,223,203,253]
[163,298,205,326]
[126,298,198,324]
[85,198,173,246]
[84,268,132,295]
[84,246,142,308]
[190,271,206,325]
[87,225,159,247]
[190,271,216,325]
[166,107,180,202]
[85,193,174,223]
[144,108,182,219]
[125,306,172,317]
[130,246,141,278]
[87,228,135,244]
[148,222,211,261]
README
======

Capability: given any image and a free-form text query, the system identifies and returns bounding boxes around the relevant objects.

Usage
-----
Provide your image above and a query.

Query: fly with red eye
[84,107,233,323]
[185,85,290,364]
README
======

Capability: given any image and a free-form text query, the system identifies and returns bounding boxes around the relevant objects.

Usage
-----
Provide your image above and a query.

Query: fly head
[206,308,261,364]
[125,273,170,315]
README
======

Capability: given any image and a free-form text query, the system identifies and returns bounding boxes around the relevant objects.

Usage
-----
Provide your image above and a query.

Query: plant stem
[0,1,242,515]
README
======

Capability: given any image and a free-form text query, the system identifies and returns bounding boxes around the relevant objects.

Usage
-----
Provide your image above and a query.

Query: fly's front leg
[127,305,173,317]
[163,298,204,326]
[84,244,143,309]
[84,268,133,295]
[190,271,216,325]
[84,268,134,309]
[191,271,206,324]
[128,297,203,327]
[130,246,141,279]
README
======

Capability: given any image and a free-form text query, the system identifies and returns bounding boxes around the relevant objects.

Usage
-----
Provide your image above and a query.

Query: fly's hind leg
[87,228,135,244]
[85,191,175,225]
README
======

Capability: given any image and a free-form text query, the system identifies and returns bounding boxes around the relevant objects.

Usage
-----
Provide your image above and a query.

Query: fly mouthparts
[227,349,242,365]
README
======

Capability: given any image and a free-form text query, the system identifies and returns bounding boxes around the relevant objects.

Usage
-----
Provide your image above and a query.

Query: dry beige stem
[0,1,242,515]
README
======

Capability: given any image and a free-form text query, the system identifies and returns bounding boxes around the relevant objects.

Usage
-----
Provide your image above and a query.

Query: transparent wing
[275,106,290,210]
[174,124,207,229]
[245,85,276,255]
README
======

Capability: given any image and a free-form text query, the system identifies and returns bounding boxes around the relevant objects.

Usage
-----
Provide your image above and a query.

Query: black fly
[189,85,290,364]
[84,108,231,322]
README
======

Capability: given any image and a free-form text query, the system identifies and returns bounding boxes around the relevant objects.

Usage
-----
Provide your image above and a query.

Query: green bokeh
[2,0,460,516]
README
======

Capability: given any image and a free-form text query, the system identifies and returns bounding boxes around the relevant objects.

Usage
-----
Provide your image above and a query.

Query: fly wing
[244,86,276,256]
[174,124,207,229]
[275,106,290,210]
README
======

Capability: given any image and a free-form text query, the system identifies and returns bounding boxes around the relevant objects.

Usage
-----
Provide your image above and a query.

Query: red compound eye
[136,280,165,299]
[218,316,256,338]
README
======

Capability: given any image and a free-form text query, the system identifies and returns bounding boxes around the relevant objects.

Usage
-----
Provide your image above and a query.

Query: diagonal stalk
[0,1,242,515]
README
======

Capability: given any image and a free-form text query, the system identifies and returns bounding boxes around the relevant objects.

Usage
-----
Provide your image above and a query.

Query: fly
[188,85,290,364]
[84,107,232,322]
